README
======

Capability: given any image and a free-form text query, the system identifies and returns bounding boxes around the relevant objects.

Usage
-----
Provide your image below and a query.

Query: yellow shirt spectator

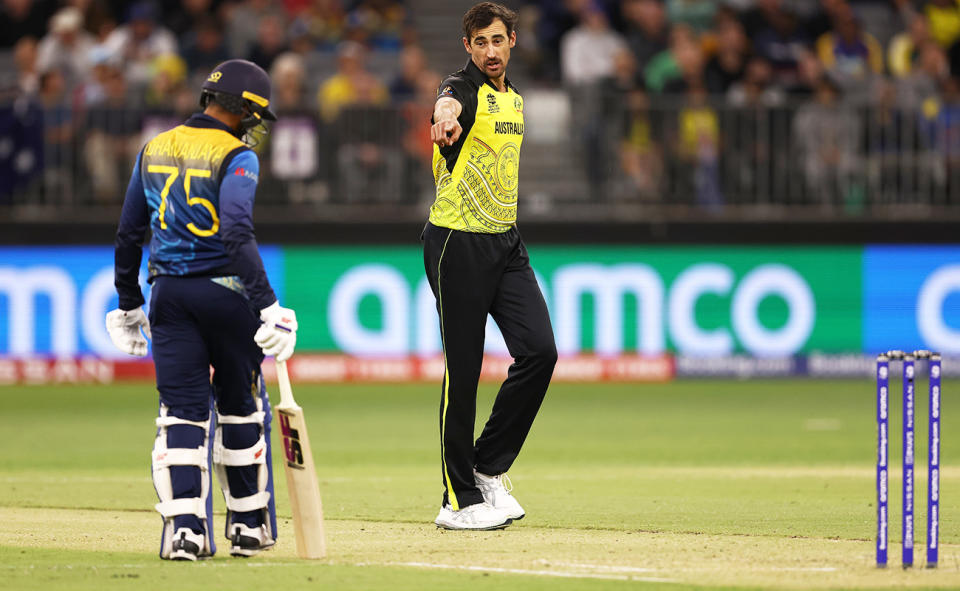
[925,1,960,47]
[317,72,388,122]
[316,41,389,122]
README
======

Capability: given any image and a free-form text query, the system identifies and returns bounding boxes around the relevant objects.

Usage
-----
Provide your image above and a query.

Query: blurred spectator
[784,48,826,98]
[333,101,403,203]
[82,0,119,43]
[704,16,749,94]
[136,73,194,156]
[727,57,785,107]
[533,0,588,81]
[676,84,722,209]
[265,52,324,200]
[101,1,177,89]
[928,76,960,198]
[272,52,309,112]
[793,76,861,207]
[398,69,441,204]
[225,0,273,57]
[864,78,922,204]
[889,12,932,78]
[618,88,663,200]
[83,64,141,202]
[0,93,43,203]
[662,29,706,94]
[562,4,627,195]
[347,0,406,51]
[316,41,388,123]
[1,35,44,202]
[165,0,216,40]
[38,69,71,140]
[918,0,960,48]
[514,3,543,73]
[81,47,112,106]
[897,41,947,109]
[291,0,347,52]
[602,47,643,170]
[181,15,229,77]
[815,3,883,102]
[666,0,716,32]
[287,19,317,56]
[803,0,849,41]
[36,7,96,92]
[644,24,699,93]
[724,56,785,203]
[621,0,669,76]
[143,54,188,111]
[37,69,75,200]
[247,13,289,71]
[561,2,626,85]
[389,44,437,102]
[0,0,55,48]
[13,36,39,96]
[745,0,810,87]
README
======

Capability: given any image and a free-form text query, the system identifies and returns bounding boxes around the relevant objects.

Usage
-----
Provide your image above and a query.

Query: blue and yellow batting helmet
[200,59,277,125]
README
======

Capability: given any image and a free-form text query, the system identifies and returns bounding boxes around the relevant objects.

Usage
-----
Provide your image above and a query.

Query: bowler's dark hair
[463,2,518,42]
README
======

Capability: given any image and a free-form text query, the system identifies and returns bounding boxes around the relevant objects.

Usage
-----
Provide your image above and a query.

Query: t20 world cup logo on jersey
[278,410,305,470]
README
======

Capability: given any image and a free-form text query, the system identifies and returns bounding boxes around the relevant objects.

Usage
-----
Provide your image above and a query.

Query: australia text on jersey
[494,121,524,135]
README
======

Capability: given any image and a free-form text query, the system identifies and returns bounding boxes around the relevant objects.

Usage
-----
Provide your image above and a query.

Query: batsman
[107,60,299,560]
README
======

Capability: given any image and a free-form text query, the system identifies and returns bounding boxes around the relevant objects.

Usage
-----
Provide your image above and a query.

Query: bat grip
[275,359,297,408]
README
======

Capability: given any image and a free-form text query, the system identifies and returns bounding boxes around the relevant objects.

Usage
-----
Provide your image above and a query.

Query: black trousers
[423,222,557,510]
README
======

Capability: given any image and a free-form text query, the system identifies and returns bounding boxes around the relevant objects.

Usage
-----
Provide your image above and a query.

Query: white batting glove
[255,302,298,362]
[105,307,151,357]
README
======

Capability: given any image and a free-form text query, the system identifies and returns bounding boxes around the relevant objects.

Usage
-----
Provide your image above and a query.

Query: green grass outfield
[1,379,958,590]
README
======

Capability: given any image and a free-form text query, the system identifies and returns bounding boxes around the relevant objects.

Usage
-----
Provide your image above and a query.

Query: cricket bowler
[424,2,558,530]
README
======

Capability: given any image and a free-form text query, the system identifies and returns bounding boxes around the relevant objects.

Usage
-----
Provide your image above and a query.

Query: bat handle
[275,359,296,408]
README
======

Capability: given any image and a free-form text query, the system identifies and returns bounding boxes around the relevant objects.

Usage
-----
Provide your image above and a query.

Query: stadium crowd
[2,0,960,211]
[529,0,960,207]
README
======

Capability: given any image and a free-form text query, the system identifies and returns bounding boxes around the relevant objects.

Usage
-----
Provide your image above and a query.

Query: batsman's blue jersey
[115,113,276,311]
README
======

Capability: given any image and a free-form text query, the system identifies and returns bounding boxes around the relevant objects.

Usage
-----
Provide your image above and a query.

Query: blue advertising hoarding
[864,246,960,355]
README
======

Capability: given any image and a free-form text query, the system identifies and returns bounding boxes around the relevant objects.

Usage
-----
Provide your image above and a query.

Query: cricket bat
[274,359,327,559]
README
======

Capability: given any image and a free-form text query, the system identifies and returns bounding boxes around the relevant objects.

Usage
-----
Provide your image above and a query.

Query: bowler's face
[463,19,515,81]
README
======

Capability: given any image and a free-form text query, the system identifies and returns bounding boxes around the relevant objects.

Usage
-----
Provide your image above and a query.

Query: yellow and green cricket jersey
[430,60,525,234]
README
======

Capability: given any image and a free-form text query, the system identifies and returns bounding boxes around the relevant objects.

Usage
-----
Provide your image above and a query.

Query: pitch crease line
[533,560,658,573]
[383,561,677,583]
[535,560,837,574]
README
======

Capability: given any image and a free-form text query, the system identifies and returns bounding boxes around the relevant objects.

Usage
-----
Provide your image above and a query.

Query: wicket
[876,350,941,569]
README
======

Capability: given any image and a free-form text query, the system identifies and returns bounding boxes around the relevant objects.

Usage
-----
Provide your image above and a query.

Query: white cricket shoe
[169,527,205,561]
[228,523,274,557]
[474,471,525,520]
[434,502,513,530]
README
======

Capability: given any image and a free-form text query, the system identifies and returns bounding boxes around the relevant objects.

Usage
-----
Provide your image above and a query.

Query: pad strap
[156,497,207,519]
[225,491,271,513]
[156,415,211,429]
[217,436,268,466]
[217,412,266,425]
[153,447,207,469]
